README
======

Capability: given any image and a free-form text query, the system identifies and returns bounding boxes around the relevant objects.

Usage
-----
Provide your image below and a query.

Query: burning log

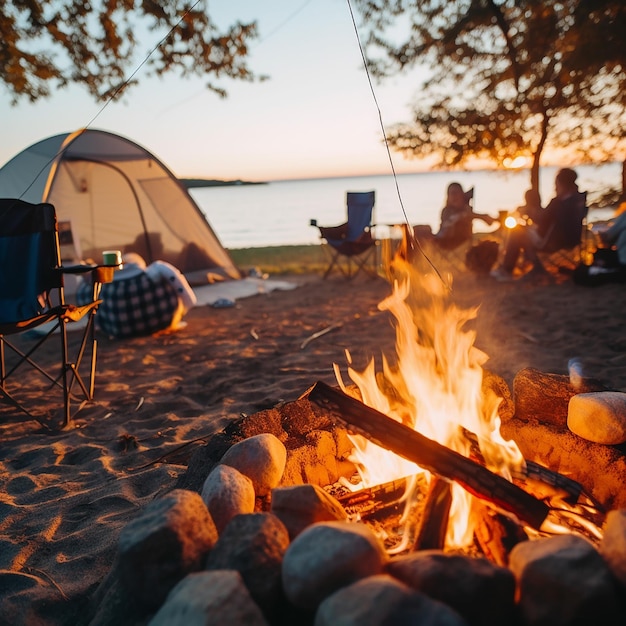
[335,477,408,519]
[514,460,585,505]
[413,476,452,551]
[308,381,549,530]
[462,426,586,505]
[472,500,528,567]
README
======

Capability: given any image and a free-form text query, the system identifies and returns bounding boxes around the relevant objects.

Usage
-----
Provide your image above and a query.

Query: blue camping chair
[311,191,377,279]
[0,199,113,428]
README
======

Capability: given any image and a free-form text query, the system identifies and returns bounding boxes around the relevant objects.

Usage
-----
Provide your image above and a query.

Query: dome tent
[0,128,241,283]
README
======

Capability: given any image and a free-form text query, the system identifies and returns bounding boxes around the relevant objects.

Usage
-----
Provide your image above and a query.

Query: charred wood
[308,381,549,530]
[413,476,452,551]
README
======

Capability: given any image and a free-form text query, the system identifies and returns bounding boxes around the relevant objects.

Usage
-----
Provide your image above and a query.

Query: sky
[0,0,428,182]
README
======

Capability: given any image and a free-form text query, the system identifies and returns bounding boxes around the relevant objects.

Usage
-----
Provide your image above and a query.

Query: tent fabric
[0,129,241,281]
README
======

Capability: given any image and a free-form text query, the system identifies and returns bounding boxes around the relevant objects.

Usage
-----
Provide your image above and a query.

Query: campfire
[308,261,605,554]
[89,260,626,625]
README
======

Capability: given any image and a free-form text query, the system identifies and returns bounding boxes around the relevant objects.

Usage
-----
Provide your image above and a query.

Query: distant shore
[181,178,267,188]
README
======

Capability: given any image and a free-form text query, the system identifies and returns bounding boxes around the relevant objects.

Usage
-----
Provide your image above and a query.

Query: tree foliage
[0,0,262,104]
[356,0,626,190]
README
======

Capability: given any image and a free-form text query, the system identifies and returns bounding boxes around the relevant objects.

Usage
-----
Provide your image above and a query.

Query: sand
[1,264,626,625]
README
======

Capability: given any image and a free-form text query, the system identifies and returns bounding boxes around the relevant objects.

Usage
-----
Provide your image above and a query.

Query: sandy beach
[1,256,626,625]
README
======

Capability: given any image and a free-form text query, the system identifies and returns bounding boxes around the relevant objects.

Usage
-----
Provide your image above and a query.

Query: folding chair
[310,191,377,279]
[0,199,113,428]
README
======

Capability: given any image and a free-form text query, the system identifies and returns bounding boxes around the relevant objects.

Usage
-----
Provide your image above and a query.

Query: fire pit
[87,261,626,626]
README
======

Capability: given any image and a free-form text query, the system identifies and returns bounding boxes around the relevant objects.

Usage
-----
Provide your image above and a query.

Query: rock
[509,534,622,626]
[598,509,626,588]
[176,431,234,492]
[282,520,387,610]
[148,571,268,626]
[387,550,516,626]
[176,408,287,494]
[499,418,626,511]
[513,367,608,428]
[205,512,289,619]
[220,433,286,497]
[201,464,255,533]
[568,392,626,444]
[271,484,347,539]
[315,574,468,626]
[117,489,218,611]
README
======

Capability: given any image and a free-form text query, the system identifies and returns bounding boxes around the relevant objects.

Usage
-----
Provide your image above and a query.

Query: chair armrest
[59,263,99,274]
[59,264,116,284]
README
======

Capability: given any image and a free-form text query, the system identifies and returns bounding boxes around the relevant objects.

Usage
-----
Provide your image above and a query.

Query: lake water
[189,163,621,249]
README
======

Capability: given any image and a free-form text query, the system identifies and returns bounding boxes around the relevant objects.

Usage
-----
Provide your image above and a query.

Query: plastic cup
[102,250,122,266]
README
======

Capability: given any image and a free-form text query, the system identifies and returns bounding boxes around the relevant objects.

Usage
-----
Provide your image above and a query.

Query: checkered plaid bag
[78,273,179,338]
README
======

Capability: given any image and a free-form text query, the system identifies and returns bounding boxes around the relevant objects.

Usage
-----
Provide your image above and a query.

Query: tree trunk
[530,111,550,202]
[530,153,540,197]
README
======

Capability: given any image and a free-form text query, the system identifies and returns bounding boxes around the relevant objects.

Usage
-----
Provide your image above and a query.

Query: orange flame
[336,263,525,548]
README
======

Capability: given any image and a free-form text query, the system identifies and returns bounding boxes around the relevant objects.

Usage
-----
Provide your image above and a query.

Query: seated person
[416,182,495,250]
[599,205,626,266]
[490,168,587,281]
[77,253,196,338]
[516,188,543,223]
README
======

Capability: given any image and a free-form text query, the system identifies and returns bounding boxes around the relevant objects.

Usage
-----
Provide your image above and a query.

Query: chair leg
[66,313,97,401]
[1,328,62,386]
[353,248,380,279]
[90,338,98,400]
[60,312,100,428]
[0,337,30,416]
[60,319,72,429]
[323,250,341,279]
[0,334,54,420]
[1,338,4,389]
[1,311,100,428]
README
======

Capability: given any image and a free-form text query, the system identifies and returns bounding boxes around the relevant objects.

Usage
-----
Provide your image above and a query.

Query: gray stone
[201,464,255,533]
[148,571,268,626]
[205,512,289,619]
[117,489,218,610]
[387,550,516,626]
[220,433,286,496]
[282,520,387,610]
[599,509,626,588]
[271,483,347,539]
[568,392,626,444]
[315,574,468,626]
[509,534,622,626]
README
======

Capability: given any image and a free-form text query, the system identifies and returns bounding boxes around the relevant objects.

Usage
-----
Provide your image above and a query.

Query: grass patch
[228,244,328,275]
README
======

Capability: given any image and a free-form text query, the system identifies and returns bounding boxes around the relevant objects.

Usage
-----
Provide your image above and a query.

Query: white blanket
[192,277,298,306]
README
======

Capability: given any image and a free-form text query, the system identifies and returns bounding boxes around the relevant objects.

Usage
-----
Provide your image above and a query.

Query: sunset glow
[503,155,530,169]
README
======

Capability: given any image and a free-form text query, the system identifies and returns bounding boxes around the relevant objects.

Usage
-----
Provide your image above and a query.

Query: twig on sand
[516,330,539,344]
[127,435,211,471]
[300,322,343,350]
[26,567,68,601]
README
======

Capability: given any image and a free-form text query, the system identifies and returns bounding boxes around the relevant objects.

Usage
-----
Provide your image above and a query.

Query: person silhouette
[490,168,587,281]
[426,182,495,250]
